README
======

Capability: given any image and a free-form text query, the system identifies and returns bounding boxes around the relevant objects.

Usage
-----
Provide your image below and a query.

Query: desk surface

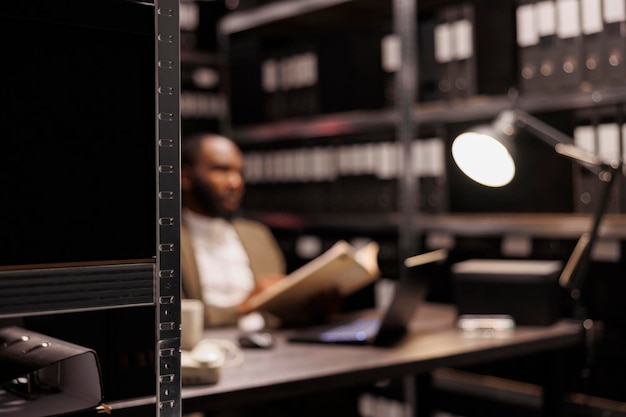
[110,303,583,415]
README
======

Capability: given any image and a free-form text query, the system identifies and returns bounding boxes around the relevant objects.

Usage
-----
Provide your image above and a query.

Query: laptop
[287,249,447,347]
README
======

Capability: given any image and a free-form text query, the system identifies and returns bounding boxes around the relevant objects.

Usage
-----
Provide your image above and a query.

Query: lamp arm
[510,109,622,308]
[559,164,619,302]
[513,109,575,148]
[512,109,604,176]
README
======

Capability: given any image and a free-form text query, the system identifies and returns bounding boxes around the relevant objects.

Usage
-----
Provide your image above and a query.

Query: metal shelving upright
[0,1,182,416]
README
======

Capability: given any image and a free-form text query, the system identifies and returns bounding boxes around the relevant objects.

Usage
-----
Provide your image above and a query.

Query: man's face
[184,137,245,218]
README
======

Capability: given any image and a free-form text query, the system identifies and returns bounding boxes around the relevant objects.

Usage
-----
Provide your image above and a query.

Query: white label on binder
[412,141,423,176]
[179,1,199,31]
[262,59,278,93]
[192,67,219,89]
[425,232,455,250]
[501,235,533,257]
[581,0,603,34]
[293,149,306,181]
[376,142,397,179]
[574,125,597,153]
[454,19,474,60]
[303,52,318,86]
[622,124,626,168]
[603,0,626,23]
[517,4,539,47]
[338,145,354,176]
[536,1,557,36]
[381,34,401,72]
[556,0,581,38]
[363,143,376,176]
[428,138,445,177]
[244,152,262,183]
[434,23,453,63]
[597,123,621,163]
[280,150,292,182]
[413,138,444,177]
[311,147,328,181]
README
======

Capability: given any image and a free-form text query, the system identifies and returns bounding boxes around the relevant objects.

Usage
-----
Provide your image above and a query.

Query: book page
[245,240,380,317]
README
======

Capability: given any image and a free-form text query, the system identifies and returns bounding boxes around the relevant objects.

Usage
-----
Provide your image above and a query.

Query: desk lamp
[451,109,621,312]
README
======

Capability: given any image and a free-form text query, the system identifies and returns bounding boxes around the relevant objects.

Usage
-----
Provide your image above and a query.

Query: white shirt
[182,209,255,309]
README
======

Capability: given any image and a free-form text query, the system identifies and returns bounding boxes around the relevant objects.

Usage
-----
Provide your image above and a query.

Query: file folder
[516,0,543,94]
[434,3,478,100]
[449,3,477,99]
[536,0,559,92]
[555,0,583,91]
[602,0,626,85]
[580,0,606,87]
[433,6,455,100]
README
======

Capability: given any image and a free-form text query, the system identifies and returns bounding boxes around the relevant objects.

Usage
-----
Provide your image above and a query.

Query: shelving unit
[0,1,181,416]
[218,0,626,228]
[215,0,626,410]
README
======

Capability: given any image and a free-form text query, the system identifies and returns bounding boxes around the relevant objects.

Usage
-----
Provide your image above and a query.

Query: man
[180,133,361,417]
[180,133,286,327]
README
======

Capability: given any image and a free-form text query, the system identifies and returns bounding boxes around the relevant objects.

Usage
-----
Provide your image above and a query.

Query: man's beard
[189,180,239,219]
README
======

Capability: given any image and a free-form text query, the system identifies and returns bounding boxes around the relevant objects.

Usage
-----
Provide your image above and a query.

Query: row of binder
[181,91,226,119]
[243,138,445,183]
[228,0,517,123]
[243,175,447,214]
[225,0,626,126]
[517,0,626,95]
[242,138,447,214]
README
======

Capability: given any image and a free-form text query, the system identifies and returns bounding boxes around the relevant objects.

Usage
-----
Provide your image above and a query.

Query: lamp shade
[451,111,519,187]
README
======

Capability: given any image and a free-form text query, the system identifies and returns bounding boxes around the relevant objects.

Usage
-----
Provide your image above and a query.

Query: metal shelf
[230,87,626,143]
[0,262,155,317]
[249,211,626,240]
[219,0,389,35]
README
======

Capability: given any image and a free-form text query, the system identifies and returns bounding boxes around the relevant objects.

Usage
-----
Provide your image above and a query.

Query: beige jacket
[180,217,286,326]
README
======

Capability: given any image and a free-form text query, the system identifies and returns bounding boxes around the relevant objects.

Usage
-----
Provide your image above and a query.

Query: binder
[555,0,583,91]
[261,54,288,121]
[516,0,543,94]
[433,6,455,100]
[449,3,477,99]
[571,115,621,214]
[602,0,626,85]
[433,3,477,100]
[381,32,400,106]
[535,0,559,93]
[573,121,598,213]
[474,0,517,97]
[580,0,606,87]
[286,49,319,118]
[418,12,445,102]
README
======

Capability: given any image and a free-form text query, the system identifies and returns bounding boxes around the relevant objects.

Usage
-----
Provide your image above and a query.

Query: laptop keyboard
[319,317,381,342]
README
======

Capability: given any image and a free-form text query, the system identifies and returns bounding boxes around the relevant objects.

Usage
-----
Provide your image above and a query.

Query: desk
[109,303,584,417]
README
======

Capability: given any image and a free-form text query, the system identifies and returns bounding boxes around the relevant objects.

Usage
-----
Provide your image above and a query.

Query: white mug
[181,299,204,350]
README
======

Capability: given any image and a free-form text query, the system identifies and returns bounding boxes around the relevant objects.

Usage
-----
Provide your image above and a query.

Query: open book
[243,240,380,318]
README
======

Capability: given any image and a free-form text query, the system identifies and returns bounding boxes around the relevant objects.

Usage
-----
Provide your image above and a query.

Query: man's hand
[238,274,285,314]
